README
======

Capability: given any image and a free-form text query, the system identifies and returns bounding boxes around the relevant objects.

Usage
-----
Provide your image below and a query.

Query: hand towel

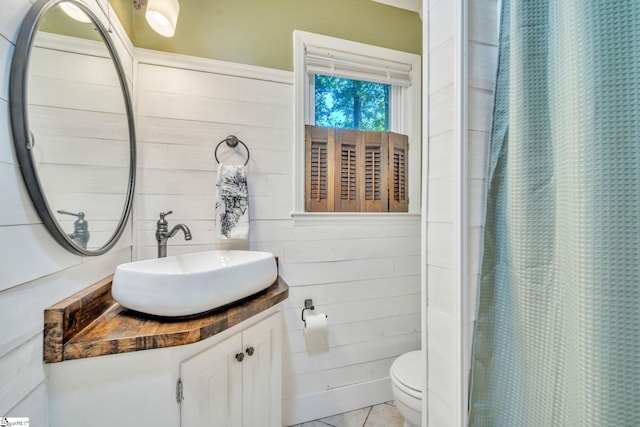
[215,164,249,239]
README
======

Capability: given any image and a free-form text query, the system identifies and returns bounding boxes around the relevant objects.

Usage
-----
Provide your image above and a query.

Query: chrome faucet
[156,211,192,258]
[57,210,90,249]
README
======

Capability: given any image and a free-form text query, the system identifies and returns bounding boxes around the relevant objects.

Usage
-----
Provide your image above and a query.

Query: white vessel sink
[112,250,278,317]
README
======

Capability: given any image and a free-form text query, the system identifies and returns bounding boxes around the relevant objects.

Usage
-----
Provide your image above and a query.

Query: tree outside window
[314,74,390,131]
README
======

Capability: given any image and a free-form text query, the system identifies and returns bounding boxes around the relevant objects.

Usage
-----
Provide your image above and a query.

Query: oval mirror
[10,0,136,256]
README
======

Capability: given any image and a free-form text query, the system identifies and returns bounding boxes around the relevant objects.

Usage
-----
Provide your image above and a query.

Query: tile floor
[287,401,404,427]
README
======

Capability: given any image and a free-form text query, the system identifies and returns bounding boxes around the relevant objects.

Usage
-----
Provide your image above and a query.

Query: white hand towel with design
[215,164,249,239]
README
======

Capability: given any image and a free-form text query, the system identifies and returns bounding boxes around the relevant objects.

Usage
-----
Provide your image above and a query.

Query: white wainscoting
[0,0,135,422]
[424,0,497,425]
[135,49,422,425]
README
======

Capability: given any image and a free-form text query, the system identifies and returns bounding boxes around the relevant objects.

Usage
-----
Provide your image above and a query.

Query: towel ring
[214,135,250,166]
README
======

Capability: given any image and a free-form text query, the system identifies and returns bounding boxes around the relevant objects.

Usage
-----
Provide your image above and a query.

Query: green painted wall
[40,6,103,42]
[109,0,421,71]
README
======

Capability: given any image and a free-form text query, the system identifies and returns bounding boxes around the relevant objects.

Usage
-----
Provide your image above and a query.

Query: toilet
[390,350,423,427]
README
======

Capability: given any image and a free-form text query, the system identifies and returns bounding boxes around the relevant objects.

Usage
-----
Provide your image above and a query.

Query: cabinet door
[181,334,243,427]
[241,312,282,427]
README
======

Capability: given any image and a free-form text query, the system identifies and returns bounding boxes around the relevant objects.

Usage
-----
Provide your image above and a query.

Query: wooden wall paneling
[285,312,421,354]
[136,194,217,220]
[0,162,40,225]
[394,254,421,277]
[0,100,15,165]
[248,219,295,242]
[140,169,216,195]
[469,0,499,46]
[428,131,456,179]
[429,39,456,95]
[30,46,120,85]
[290,217,420,240]
[0,36,13,102]
[138,64,292,106]
[429,84,455,137]
[0,0,32,43]
[283,357,398,399]
[284,277,421,330]
[284,236,419,263]
[468,88,494,132]
[137,116,292,152]
[29,77,125,113]
[33,135,129,168]
[468,130,490,179]
[243,148,293,175]
[322,275,420,302]
[0,225,82,292]
[248,195,294,220]
[428,177,455,223]
[0,334,47,416]
[249,172,293,197]
[141,141,217,171]
[37,165,129,194]
[428,0,455,52]
[280,257,395,286]
[469,42,498,91]
[283,332,418,379]
[138,90,292,129]
[283,293,420,332]
[427,222,456,269]
[29,106,129,140]
[5,380,48,425]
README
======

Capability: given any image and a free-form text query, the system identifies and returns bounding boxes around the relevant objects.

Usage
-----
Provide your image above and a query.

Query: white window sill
[290,211,421,226]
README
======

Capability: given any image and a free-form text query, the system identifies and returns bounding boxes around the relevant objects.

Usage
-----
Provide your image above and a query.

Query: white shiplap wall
[134,50,421,425]
[424,0,497,425]
[0,0,134,422]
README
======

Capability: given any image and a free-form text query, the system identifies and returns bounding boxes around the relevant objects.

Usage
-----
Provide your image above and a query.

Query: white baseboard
[282,377,394,426]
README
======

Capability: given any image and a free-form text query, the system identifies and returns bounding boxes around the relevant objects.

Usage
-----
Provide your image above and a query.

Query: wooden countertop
[44,275,289,363]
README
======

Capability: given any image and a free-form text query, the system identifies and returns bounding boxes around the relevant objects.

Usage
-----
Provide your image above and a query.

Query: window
[294,31,421,215]
[314,75,390,131]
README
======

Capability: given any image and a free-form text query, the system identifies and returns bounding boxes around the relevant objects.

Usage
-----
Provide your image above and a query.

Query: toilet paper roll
[304,312,329,355]
[304,312,328,335]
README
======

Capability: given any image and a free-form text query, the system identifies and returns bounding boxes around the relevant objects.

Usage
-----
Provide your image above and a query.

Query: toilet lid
[390,351,422,393]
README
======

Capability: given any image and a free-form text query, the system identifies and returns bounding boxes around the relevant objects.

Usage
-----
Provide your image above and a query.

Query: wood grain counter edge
[44,275,289,363]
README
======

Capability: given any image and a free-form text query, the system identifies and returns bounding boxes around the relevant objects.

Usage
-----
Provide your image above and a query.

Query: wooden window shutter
[388,131,408,212]
[305,125,335,212]
[363,131,388,212]
[305,125,408,213]
[335,129,361,212]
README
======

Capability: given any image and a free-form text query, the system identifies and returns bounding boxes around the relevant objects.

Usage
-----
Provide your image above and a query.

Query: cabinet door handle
[235,352,245,362]
[246,346,255,356]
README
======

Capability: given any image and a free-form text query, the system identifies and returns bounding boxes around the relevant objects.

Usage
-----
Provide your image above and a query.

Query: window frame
[293,30,421,216]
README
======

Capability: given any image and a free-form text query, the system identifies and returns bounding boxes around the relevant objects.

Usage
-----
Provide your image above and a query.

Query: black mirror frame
[9,0,136,256]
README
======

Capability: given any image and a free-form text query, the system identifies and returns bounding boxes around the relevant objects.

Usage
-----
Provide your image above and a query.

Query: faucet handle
[57,210,84,218]
[159,211,173,220]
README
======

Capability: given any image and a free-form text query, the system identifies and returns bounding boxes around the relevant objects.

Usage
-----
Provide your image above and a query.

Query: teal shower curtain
[468,1,640,426]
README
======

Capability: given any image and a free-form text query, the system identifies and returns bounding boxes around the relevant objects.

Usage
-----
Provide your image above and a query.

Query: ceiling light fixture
[133,0,180,38]
[60,2,92,23]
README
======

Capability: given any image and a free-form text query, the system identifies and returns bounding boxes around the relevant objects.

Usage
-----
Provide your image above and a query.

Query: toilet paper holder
[301,299,327,322]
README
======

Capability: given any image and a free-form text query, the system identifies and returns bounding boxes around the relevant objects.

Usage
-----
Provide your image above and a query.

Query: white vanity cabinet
[180,312,282,427]
[48,307,283,427]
